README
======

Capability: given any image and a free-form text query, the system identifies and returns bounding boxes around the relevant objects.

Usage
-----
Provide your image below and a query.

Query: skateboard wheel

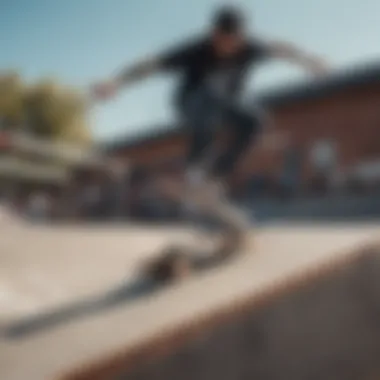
[144,246,192,283]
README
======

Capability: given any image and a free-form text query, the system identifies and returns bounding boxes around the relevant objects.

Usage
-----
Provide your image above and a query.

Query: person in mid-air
[93,5,329,199]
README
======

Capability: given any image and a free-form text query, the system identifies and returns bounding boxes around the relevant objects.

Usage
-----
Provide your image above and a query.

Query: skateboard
[144,178,251,283]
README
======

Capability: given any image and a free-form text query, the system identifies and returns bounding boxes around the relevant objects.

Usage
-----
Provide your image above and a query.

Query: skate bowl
[1,223,380,380]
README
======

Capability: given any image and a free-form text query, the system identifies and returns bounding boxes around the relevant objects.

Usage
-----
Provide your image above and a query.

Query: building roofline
[103,61,380,153]
[260,60,380,106]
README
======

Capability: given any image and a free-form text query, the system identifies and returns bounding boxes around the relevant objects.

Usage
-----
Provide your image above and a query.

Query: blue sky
[1,0,380,142]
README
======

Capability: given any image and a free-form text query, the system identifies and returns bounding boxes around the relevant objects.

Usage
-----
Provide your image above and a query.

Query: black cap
[213,5,245,33]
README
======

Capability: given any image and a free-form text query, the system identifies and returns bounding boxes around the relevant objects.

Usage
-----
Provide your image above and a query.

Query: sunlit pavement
[0,222,379,380]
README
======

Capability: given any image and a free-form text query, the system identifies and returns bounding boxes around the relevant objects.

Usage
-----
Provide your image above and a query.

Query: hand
[91,79,119,102]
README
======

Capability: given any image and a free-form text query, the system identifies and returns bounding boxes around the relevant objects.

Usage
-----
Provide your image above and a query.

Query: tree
[0,72,92,146]
[55,87,92,146]
[0,72,25,129]
[25,79,92,146]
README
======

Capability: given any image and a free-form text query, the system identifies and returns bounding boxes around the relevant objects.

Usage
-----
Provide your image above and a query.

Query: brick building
[105,62,380,188]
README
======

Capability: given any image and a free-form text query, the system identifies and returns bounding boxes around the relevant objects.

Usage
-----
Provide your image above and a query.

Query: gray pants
[180,87,266,178]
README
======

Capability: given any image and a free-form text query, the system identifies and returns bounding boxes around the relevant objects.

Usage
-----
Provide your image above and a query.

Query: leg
[157,88,218,204]
[158,95,254,263]
[212,103,266,180]
[182,89,220,177]
[204,102,266,253]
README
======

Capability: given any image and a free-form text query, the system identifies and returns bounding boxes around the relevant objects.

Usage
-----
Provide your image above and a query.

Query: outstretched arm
[92,56,163,100]
[264,40,329,76]
[92,38,199,101]
[114,56,163,89]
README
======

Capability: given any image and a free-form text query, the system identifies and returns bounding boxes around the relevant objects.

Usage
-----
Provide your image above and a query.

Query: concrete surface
[0,222,379,380]
[119,243,380,380]
[0,222,199,324]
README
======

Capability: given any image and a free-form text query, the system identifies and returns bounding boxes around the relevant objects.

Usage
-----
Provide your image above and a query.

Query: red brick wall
[114,82,380,185]
[270,83,380,176]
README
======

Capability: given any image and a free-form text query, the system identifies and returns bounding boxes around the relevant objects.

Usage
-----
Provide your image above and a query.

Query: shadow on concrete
[1,248,235,340]
[1,277,162,340]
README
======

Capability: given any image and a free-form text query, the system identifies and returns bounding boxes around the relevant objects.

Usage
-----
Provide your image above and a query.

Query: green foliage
[0,72,25,128]
[0,72,92,146]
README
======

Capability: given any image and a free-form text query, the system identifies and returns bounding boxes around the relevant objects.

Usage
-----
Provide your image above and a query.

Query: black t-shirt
[160,36,270,107]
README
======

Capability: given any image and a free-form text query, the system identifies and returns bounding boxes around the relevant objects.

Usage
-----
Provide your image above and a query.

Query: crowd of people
[2,135,380,225]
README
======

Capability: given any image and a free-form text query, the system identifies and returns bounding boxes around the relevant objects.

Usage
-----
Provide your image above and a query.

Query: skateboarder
[92,5,329,202]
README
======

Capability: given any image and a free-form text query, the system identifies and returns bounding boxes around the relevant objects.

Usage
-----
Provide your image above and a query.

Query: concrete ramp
[0,224,379,380]
[0,223,194,325]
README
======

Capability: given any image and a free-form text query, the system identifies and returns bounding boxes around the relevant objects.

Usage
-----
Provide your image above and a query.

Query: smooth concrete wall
[120,248,380,380]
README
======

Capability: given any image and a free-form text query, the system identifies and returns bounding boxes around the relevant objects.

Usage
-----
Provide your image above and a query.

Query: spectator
[80,182,102,219]
[309,138,338,194]
[279,143,303,198]
[26,192,51,221]
[105,159,131,219]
